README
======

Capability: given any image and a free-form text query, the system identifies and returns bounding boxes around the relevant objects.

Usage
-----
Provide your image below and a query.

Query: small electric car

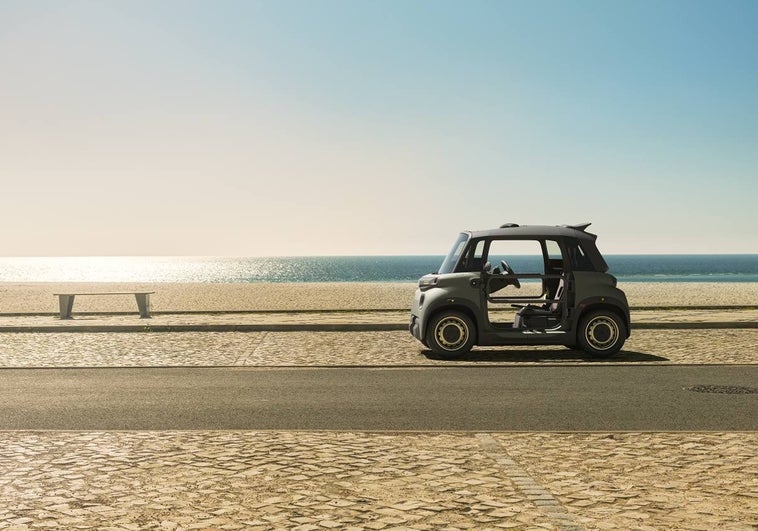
[409,223,630,358]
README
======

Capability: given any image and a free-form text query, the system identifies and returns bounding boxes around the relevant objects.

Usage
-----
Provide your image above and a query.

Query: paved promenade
[1,309,756,530]
[1,431,755,530]
[0,328,757,367]
[0,308,757,367]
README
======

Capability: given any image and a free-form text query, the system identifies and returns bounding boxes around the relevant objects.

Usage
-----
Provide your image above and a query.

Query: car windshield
[438,233,469,274]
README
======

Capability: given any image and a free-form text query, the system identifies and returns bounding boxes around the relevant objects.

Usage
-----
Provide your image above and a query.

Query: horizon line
[1,253,757,259]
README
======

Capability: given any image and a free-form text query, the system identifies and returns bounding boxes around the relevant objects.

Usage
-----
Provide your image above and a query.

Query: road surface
[0,365,755,431]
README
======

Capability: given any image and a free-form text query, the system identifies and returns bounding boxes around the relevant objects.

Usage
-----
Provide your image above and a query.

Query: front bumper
[409,314,423,341]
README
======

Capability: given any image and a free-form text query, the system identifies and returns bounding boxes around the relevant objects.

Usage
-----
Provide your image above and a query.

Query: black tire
[426,311,476,359]
[577,310,626,358]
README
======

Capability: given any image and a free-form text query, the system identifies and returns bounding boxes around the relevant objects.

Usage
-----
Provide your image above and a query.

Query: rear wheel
[426,311,476,359]
[577,310,626,358]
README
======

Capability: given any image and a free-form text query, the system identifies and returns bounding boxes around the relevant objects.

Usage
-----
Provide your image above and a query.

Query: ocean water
[0,255,757,283]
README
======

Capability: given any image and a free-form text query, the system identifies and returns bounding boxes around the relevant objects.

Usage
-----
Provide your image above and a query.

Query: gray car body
[409,224,630,349]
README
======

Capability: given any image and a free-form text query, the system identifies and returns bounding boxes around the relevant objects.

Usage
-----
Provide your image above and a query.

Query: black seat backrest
[549,278,564,312]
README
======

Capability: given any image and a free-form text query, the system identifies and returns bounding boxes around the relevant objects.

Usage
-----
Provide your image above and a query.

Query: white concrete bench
[53,292,155,319]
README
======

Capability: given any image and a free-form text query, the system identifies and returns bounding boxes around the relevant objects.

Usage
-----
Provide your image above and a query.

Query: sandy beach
[2,281,758,314]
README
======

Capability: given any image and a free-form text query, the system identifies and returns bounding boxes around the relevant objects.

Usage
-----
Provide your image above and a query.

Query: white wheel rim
[435,317,469,351]
[585,316,620,351]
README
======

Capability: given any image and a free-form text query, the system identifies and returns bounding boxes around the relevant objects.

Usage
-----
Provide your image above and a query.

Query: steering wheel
[500,260,521,289]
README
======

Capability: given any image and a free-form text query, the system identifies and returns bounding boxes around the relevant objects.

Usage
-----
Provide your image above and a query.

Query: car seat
[513,278,564,329]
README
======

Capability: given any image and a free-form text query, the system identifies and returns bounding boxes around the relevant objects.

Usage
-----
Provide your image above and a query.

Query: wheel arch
[423,303,480,343]
[574,298,630,340]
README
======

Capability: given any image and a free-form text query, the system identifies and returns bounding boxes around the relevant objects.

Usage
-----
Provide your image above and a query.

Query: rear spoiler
[563,222,591,232]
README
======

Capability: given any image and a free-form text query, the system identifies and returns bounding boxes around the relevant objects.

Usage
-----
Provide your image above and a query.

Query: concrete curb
[0,322,756,333]
[1,305,756,318]
[0,324,405,333]
[634,322,758,329]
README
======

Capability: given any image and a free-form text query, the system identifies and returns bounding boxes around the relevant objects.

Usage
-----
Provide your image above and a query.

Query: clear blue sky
[1,0,756,256]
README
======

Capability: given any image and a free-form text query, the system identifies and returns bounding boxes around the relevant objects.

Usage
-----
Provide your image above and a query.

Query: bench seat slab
[54,292,152,319]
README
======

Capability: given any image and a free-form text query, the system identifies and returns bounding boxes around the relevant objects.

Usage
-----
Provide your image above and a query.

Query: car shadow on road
[421,348,668,363]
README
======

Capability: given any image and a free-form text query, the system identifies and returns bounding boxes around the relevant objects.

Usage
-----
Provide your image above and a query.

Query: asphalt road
[0,366,755,431]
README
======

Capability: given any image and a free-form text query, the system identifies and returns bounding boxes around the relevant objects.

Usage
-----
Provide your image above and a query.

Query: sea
[0,255,757,283]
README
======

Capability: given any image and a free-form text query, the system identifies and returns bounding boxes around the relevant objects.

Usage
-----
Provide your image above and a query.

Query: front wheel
[426,311,476,359]
[577,310,626,358]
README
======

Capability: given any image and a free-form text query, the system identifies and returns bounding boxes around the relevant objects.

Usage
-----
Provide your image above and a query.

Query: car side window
[546,240,564,272]
[485,239,545,274]
[456,239,486,272]
[565,240,593,271]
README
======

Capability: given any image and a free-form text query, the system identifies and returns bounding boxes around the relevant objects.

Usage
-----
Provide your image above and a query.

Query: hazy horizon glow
[1,0,756,256]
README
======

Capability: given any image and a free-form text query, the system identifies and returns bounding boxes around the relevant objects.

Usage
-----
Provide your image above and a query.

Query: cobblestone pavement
[0,431,755,530]
[498,432,758,531]
[0,329,756,367]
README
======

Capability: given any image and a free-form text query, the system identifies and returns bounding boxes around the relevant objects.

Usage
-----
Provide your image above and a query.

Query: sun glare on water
[0,256,273,283]
[0,257,188,283]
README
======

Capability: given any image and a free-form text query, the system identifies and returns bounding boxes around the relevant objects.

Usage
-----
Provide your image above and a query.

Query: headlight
[418,275,439,290]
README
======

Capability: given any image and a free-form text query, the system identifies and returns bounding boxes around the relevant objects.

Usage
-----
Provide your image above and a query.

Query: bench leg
[58,295,75,319]
[135,293,151,319]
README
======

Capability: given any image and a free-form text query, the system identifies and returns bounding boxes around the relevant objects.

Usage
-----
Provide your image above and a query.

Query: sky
[1,0,756,256]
